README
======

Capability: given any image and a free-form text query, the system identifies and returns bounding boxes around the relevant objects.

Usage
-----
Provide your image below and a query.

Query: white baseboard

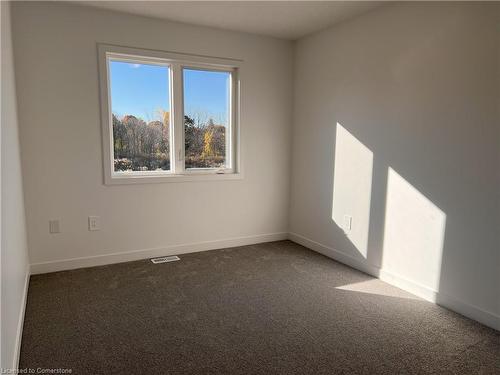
[288,232,380,277]
[13,265,30,370]
[30,232,288,275]
[288,232,500,332]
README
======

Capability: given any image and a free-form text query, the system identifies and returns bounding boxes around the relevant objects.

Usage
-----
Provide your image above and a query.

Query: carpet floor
[20,240,500,374]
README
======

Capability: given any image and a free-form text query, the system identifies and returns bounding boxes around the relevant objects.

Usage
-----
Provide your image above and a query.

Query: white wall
[1,1,30,369]
[11,2,293,271]
[290,2,500,329]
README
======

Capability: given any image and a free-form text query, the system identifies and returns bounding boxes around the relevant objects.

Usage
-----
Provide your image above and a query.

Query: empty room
[1,1,499,373]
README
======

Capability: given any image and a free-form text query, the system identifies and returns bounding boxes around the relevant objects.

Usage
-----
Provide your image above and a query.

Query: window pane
[109,60,170,172]
[183,68,230,169]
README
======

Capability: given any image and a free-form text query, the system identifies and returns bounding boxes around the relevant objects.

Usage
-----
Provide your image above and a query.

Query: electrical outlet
[88,216,100,231]
[49,219,60,234]
[343,215,352,231]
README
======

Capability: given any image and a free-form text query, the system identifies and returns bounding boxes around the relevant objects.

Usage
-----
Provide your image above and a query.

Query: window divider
[171,63,185,174]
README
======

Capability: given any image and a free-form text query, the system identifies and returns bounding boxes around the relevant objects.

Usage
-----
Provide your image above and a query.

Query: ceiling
[78,1,384,40]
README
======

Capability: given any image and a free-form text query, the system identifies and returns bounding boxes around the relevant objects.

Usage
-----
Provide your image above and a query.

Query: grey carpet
[20,240,500,374]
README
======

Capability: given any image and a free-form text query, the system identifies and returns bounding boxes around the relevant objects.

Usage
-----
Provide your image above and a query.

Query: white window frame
[97,44,242,185]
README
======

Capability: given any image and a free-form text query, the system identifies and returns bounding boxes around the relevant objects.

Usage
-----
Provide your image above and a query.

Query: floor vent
[151,255,180,264]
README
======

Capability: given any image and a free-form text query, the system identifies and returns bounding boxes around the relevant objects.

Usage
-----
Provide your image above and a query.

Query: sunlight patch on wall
[382,168,446,291]
[336,279,420,300]
[332,123,373,258]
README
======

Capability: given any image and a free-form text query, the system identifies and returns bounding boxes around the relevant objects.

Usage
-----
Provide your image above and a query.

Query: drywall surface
[1,1,30,369]
[12,3,293,267]
[290,3,500,326]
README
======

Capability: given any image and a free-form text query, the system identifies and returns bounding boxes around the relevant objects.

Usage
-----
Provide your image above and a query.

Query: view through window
[109,60,171,172]
[183,68,230,169]
[101,46,238,182]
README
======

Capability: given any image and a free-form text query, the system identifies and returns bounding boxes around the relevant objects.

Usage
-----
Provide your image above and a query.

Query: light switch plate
[343,215,352,231]
[49,219,60,234]
[88,216,100,231]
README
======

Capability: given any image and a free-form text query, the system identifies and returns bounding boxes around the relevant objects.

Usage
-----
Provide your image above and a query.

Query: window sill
[104,172,243,185]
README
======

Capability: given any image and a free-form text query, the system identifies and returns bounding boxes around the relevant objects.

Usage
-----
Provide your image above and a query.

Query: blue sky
[183,68,229,126]
[110,60,229,125]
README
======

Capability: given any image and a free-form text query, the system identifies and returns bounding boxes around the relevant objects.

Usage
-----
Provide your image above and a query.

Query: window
[109,60,171,173]
[184,69,231,170]
[98,44,240,184]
